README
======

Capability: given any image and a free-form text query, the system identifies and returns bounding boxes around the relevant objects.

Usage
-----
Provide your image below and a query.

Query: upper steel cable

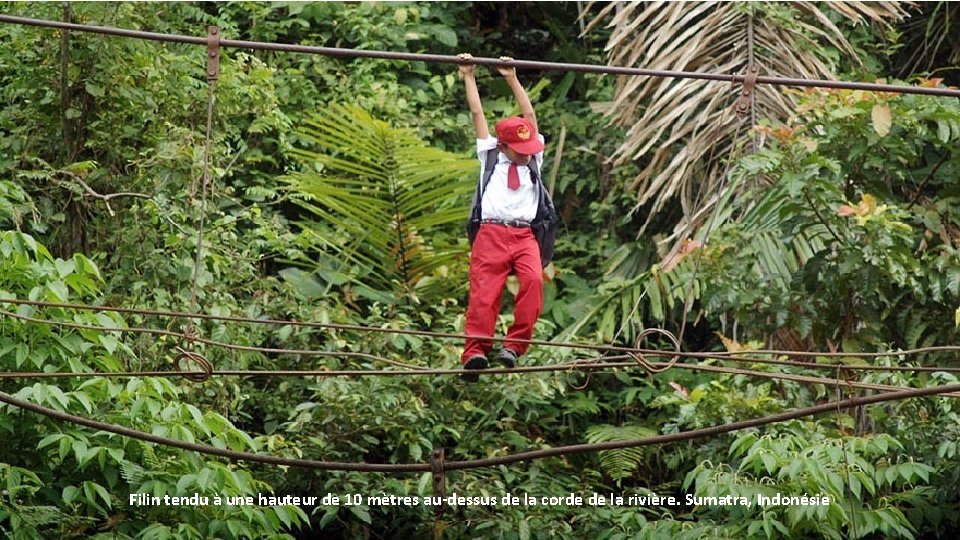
[1,14,959,98]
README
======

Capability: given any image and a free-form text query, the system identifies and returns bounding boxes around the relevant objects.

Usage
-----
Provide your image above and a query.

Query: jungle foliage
[1,2,959,539]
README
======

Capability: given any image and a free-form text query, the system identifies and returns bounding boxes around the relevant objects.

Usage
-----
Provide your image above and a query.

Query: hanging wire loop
[174,346,214,383]
[630,328,682,374]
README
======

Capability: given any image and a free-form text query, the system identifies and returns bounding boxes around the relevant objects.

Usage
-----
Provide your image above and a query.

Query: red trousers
[462,224,543,363]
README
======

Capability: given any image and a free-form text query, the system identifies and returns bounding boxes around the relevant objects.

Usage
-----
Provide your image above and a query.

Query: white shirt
[476,134,546,222]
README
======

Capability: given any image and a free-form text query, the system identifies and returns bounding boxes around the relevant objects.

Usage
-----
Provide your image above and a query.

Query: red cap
[494,117,544,155]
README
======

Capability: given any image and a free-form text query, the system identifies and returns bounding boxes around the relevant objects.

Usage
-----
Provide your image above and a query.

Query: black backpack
[465,147,558,268]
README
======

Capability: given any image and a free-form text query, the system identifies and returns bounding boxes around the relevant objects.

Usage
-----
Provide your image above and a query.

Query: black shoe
[496,348,518,369]
[461,355,488,383]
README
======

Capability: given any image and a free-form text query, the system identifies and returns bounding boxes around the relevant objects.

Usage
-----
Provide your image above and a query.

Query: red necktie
[507,163,520,190]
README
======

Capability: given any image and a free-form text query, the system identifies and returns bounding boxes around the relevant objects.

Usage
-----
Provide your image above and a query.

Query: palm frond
[892,2,960,78]
[559,259,696,344]
[284,104,476,297]
[560,178,830,342]
[587,1,909,239]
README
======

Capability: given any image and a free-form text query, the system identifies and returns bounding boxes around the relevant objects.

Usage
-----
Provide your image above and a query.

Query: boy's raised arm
[498,56,537,135]
[458,53,489,139]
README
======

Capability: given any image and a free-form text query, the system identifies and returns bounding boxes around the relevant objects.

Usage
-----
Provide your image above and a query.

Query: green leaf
[83,480,112,510]
[519,518,531,540]
[176,474,196,493]
[761,453,777,474]
[71,391,94,415]
[59,436,73,462]
[73,254,102,281]
[47,280,69,302]
[287,104,475,296]
[318,506,338,529]
[63,485,80,505]
[884,465,898,486]
[85,82,105,97]
[98,333,119,354]
[14,343,29,367]
[408,442,422,462]
[55,258,76,277]
[38,433,66,450]
[431,26,458,47]
[937,121,951,143]
[416,472,431,496]
[73,440,90,466]
[849,473,861,499]
[274,506,292,529]
[186,405,210,436]
[348,504,371,524]
[45,385,70,410]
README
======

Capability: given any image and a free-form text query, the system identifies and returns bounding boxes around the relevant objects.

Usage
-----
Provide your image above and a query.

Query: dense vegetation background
[1,2,959,538]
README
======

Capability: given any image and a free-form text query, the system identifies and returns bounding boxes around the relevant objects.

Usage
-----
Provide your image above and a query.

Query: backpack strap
[483,148,544,190]
[480,147,499,194]
[469,148,500,211]
[466,147,501,244]
[528,154,541,185]
[468,148,554,258]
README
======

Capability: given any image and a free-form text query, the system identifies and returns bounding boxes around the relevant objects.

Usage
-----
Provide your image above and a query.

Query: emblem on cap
[516,125,531,140]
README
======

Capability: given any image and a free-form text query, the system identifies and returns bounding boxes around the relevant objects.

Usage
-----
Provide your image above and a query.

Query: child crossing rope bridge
[458,53,558,382]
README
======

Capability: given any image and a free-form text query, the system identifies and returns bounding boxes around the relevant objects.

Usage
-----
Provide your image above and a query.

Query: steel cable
[1,14,959,98]
[4,359,960,398]
[0,307,429,370]
[1,383,957,473]
[3,300,959,374]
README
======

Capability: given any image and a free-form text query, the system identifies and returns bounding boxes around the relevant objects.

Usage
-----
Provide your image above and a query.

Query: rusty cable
[1,14,959,98]
[3,301,960,373]
[0,307,428,370]
[629,327,683,374]
[1,15,955,369]
[4,358,959,398]
[1,383,958,473]
[173,346,214,383]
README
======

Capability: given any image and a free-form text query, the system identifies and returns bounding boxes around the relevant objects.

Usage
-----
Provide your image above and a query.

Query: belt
[481,219,531,228]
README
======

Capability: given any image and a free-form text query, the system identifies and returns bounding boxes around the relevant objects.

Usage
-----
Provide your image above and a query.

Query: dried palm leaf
[586,1,910,247]
[893,2,960,79]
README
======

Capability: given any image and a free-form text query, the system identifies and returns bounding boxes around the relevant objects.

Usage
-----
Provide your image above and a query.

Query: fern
[904,312,930,349]
[139,443,161,470]
[585,424,657,484]
[563,392,607,416]
[8,505,65,529]
[119,460,146,486]
[285,104,476,297]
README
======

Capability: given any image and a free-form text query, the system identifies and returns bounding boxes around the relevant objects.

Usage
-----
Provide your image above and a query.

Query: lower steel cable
[1,383,958,473]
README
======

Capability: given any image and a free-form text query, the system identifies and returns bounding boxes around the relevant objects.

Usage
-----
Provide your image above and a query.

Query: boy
[457,53,557,382]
